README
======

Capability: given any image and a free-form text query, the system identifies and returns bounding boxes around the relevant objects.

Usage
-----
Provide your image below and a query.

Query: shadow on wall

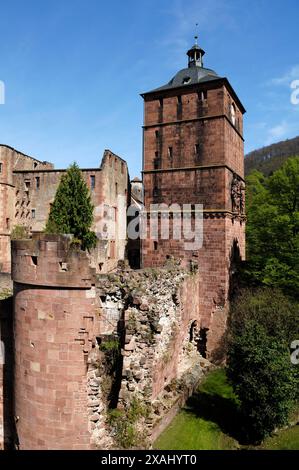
[0,296,16,449]
[209,239,242,364]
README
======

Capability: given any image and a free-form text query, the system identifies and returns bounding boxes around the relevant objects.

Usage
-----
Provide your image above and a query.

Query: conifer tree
[45,163,97,250]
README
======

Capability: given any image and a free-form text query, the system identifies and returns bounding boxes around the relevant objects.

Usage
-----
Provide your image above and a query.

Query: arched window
[230,103,236,126]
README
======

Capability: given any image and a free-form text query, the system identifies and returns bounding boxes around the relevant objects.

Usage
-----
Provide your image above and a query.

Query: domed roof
[142,37,221,95]
[151,65,219,93]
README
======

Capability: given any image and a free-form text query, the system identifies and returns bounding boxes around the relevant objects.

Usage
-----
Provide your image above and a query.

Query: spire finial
[194,23,199,45]
[186,26,205,68]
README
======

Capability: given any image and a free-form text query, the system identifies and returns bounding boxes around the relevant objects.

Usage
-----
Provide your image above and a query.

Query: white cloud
[270,65,299,86]
[265,120,298,145]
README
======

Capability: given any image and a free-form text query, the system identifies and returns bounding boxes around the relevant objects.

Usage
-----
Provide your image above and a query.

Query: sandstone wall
[12,234,101,449]
[0,145,52,272]
[9,236,212,450]
[0,295,13,450]
[142,76,245,358]
[0,146,129,275]
[94,264,210,447]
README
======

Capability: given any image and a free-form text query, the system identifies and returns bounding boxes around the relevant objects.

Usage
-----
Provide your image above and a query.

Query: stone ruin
[0,234,214,449]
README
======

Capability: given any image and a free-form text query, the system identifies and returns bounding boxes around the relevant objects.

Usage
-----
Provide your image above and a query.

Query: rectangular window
[153,187,160,198]
[154,241,158,251]
[177,95,183,120]
[90,175,95,190]
[198,90,207,101]
[168,147,173,158]
[36,177,40,189]
[6,218,10,229]
[0,162,2,173]
[155,130,159,139]
[31,256,38,266]
[158,98,163,123]
[115,182,118,195]
[25,181,30,189]
[31,209,36,219]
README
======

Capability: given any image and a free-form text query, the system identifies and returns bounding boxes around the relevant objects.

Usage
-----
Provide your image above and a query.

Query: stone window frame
[90,175,96,190]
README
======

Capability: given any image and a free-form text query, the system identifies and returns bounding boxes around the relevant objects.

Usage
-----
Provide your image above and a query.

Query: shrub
[227,288,299,443]
[108,397,149,448]
[10,225,29,240]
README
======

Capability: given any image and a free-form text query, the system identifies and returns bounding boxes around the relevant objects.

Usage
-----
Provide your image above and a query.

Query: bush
[10,225,29,240]
[227,288,299,443]
[108,397,149,448]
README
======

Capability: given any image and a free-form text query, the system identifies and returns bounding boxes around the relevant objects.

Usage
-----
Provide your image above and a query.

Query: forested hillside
[245,136,299,176]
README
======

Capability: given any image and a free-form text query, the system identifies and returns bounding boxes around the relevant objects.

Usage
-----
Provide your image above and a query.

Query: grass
[154,409,237,450]
[259,426,299,450]
[0,288,12,300]
[154,369,299,450]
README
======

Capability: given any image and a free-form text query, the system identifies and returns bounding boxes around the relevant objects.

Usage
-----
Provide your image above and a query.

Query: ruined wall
[94,264,211,447]
[12,169,102,233]
[8,235,212,450]
[93,150,128,273]
[11,234,102,450]
[0,145,52,272]
[0,146,129,275]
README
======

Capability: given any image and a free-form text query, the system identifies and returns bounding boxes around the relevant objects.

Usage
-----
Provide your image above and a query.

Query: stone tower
[141,38,246,355]
[11,234,100,449]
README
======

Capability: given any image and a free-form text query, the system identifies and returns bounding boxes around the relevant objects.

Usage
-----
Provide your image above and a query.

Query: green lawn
[154,369,299,450]
[260,426,299,450]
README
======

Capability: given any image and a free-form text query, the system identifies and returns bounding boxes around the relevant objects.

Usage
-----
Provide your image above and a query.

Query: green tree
[45,163,97,250]
[227,288,299,443]
[245,156,299,297]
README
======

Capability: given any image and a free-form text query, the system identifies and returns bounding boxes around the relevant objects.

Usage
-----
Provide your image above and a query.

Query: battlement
[12,233,96,288]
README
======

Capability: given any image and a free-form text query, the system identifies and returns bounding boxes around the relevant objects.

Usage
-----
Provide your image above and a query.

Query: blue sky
[0,0,298,177]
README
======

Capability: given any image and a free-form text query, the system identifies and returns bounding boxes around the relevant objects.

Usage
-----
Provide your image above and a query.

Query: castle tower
[11,234,100,449]
[141,37,246,355]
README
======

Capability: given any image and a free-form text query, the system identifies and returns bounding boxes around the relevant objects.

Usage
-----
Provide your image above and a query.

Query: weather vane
[194,22,199,44]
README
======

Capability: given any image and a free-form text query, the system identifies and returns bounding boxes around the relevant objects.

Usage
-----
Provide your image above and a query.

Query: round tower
[12,234,100,449]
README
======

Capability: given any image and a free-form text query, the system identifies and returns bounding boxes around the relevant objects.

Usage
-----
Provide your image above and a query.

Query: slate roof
[144,65,220,94]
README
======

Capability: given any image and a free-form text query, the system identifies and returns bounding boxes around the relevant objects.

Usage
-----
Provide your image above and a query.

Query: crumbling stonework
[0,146,128,274]
[0,40,247,450]
[91,262,212,448]
[2,235,211,450]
